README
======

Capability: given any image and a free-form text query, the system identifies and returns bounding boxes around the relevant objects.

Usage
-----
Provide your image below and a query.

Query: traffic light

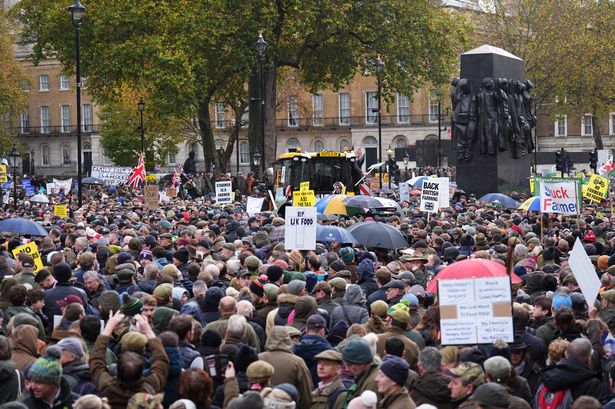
[564,155,574,175]
[555,149,564,172]
[589,150,598,172]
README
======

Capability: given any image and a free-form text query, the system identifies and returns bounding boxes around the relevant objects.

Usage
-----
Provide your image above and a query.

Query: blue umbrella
[0,218,48,236]
[408,176,429,187]
[316,225,357,243]
[478,193,519,209]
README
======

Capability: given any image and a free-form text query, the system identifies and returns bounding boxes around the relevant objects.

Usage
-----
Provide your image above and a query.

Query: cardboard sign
[293,190,315,207]
[46,183,57,195]
[215,181,233,205]
[0,165,7,183]
[399,181,410,202]
[165,188,177,197]
[143,185,159,210]
[419,177,449,213]
[569,237,601,307]
[300,181,310,191]
[53,178,73,194]
[247,196,265,216]
[439,276,513,345]
[22,179,35,196]
[539,178,580,215]
[12,242,43,272]
[583,174,608,203]
[284,206,317,250]
[54,205,68,218]
[91,166,132,186]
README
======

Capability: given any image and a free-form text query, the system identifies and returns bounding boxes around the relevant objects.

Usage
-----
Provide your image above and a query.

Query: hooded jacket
[152,306,180,335]
[10,324,39,372]
[20,377,73,409]
[538,358,608,402]
[293,334,333,386]
[356,259,378,297]
[258,326,313,409]
[62,360,97,397]
[274,293,297,326]
[290,296,318,331]
[0,359,21,404]
[329,285,368,332]
[410,370,452,409]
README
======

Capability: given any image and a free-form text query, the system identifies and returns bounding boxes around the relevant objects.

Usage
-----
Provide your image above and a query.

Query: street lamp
[432,89,442,168]
[69,0,85,208]
[403,153,409,181]
[30,150,35,175]
[255,32,267,176]
[138,99,145,155]
[253,149,262,179]
[373,56,384,188]
[386,146,394,189]
[9,145,20,210]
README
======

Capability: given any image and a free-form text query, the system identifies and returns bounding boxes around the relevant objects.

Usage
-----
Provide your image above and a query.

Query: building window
[286,138,301,152]
[313,139,325,152]
[61,105,71,133]
[394,136,408,149]
[339,93,350,126]
[397,93,410,123]
[168,152,176,165]
[365,92,377,124]
[429,94,439,123]
[215,103,225,129]
[288,96,298,127]
[39,75,49,91]
[610,112,615,136]
[362,136,378,146]
[103,153,113,165]
[82,104,93,132]
[60,75,70,90]
[581,114,593,136]
[554,115,567,137]
[339,138,352,152]
[40,106,50,133]
[42,145,50,165]
[312,94,324,126]
[241,109,249,128]
[239,141,249,165]
[62,145,71,165]
[20,111,30,134]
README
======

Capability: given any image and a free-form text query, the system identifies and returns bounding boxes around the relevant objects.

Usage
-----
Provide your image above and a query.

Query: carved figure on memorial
[523,80,537,152]
[450,78,461,111]
[494,78,512,153]
[476,77,498,156]
[513,81,533,153]
[504,79,526,158]
[453,79,477,162]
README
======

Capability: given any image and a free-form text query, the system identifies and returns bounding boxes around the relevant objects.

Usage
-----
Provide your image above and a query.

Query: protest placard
[91,166,132,186]
[215,181,233,205]
[143,185,159,210]
[293,190,315,207]
[419,177,448,213]
[538,177,580,215]
[0,165,7,183]
[247,197,265,216]
[53,178,73,194]
[300,181,310,191]
[399,181,410,202]
[166,188,177,197]
[583,174,608,203]
[568,237,601,307]
[21,179,34,196]
[54,205,68,218]
[439,276,513,345]
[12,242,43,272]
[284,206,317,250]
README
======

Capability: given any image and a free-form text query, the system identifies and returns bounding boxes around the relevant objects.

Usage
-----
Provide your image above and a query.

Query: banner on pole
[538,177,581,215]
[91,166,132,186]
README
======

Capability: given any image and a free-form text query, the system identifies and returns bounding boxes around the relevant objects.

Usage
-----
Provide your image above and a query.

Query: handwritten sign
[300,181,310,191]
[166,188,177,197]
[284,206,317,250]
[439,276,513,345]
[143,185,159,210]
[12,242,43,272]
[399,181,410,202]
[293,190,315,207]
[539,177,580,215]
[215,181,233,205]
[0,165,7,183]
[583,174,608,203]
[247,196,265,216]
[91,166,132,186]
[54,205,68,218]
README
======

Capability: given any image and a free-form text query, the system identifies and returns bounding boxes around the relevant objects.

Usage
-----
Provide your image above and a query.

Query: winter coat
[162,346,183,408]
[10,324,39,372]
[137,279,157,294]
[293,335,334,386]
[356,259,378,297]
[375,327,419,369]
[316,298,338,317]
[20,377,73,409]
[274,294,298,326]
[90,335,169,409]
[366,288,387,307]
[598,307,615,334]
[378,387,416,409]
[0,359,22,404]
[204,315,260,351]
[213,371,248,408]
[4,305,46,340]
[310,377,346,409]
[329,285,368,332]
[62,360,97,397]
[537,358,608,403]
[258,326,314,409]
[410,370,452,409]
[291,296,319,331]
[43,283,87,332]
[344,364,379,405]
[181,300,204,325]
[178,341,202,369]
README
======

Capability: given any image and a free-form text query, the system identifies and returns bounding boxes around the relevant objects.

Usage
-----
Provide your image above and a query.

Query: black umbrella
[343,196,382,209]
[346,222,408,249]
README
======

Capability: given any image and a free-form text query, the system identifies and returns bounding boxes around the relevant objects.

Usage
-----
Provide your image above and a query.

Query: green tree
[480,0,615,148]
[15,0,471,170]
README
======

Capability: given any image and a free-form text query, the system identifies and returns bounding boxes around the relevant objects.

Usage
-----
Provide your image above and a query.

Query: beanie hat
[380,355,409,386]
[552,293,572,312]
[173,248,189,264]
[339,247,355,263]
[234,344,258,372]
[121,292,144,316]
[28,346,62,385]
[121,331,149,352]
[117,252,133,264]
[342,338,374,364]
[249,275,268,297]
[583,230,596,243]
[267,265,284,283]
[201,329,223,349]
[52,262,73,282]
[274,384,299,405]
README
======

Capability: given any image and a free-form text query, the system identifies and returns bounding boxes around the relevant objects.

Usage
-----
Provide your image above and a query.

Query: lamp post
[434,90,442,168]
[374,56,384,188]
[9,145,20,210]
[403,153,409,181]
[253,149,262,180]
[386,146,394,189]
[138,99,145,155]
[255,32,267,176]
[30,150,35,175]
[69,0,85,208]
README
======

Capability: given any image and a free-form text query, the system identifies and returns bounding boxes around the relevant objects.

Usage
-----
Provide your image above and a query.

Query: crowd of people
[0,179,613,409]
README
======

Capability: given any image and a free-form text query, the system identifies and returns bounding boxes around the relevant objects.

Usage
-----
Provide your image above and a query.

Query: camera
[205,354,230,378]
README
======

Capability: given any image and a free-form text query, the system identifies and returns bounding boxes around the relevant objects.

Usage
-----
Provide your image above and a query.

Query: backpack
[534,383,574,409]
[328,386,346,409]
[330,306,351,340]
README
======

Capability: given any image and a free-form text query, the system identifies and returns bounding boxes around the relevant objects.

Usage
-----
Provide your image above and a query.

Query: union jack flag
[171,169,180,187]
[154,163,162,173]
[127,153,146,189]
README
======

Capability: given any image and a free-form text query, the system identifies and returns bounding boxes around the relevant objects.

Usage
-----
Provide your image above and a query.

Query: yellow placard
[293,190,315,207]
[12,242,43,272]
[584,174,609,203]
[300,181,310,191]
[318,151,340,157]
[529,178,535,195]
[0,165,7,183]
[54,205,68,218]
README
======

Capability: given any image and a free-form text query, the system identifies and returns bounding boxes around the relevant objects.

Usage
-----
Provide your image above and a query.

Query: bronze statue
[494,78,512,153]
[503,79,526,158]
[452,79,477,162]
[476,77,498,156]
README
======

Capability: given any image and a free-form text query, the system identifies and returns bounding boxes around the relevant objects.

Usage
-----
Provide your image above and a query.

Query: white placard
[419,177,449,213]
[53,178,73,194]
[539,179,580,215]
[569,237,601,307]
[399,181,410,202]
[215,181,233,205]
[91,166,132,186]
[439,276,513,345]
[46,182,56,195]
[247,197,265,216]
[284,206,317,250]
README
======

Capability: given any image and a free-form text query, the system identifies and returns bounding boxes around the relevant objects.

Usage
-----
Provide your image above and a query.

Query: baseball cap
[56,337,84,359]
[306,314,327,329]
[57,294,84,307]
[445,362,485,388]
